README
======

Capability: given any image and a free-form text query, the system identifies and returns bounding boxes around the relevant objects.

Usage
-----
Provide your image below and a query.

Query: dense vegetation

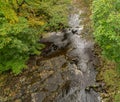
[0,0,70,74]
[92,0,120,101]
[92,0,120,64]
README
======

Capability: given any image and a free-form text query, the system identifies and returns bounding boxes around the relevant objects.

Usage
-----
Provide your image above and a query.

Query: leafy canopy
[0,0,70,74]
[92,0,120,63]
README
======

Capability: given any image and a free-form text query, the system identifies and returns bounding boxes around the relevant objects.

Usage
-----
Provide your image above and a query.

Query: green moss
[115,93,120,102]
[97,59,120,101]
[103,69,116,86]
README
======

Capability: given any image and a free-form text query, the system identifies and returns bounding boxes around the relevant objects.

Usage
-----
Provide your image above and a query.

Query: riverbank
[0,0,100,102]
[0,0,119,102]
[95,45,120,102]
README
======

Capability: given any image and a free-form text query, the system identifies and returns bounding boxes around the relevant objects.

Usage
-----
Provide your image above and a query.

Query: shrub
[0,0,70,74]
[92,0,120,63]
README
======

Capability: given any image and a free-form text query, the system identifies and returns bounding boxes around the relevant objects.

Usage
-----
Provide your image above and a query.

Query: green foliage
[29,0,70,30]
[92,0,120,63]
[0,0,70,74]
[115,93,120,102]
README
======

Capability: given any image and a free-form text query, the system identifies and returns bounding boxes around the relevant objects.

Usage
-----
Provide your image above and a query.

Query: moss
[115,93,120,102]
[96,54,120,101]
[103,69,116,86]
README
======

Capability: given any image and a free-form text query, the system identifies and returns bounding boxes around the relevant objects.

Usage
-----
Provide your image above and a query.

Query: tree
[0,0,70,74]
[92,0,120,63]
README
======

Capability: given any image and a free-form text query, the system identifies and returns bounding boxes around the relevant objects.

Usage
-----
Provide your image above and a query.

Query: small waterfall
[39,4,101,102]
[54,8,101,102]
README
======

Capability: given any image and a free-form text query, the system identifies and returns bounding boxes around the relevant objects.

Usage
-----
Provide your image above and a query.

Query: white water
[55,9,101,102]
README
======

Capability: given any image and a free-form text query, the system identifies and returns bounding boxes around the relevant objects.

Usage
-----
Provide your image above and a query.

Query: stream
[0,1,102,102]
[40,4,101,102]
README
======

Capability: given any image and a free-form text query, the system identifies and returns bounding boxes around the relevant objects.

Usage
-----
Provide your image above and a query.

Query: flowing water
[40,4,101,102]
[55,9,100,102]
[0,1,102,102]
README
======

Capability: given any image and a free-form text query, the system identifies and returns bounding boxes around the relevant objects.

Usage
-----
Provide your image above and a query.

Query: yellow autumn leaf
[28,17,45,26]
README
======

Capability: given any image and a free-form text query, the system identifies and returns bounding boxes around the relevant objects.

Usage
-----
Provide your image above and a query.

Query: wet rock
[14,99,22,102]
[40,70,54,81]
[37,55,67,70]
[50,56,67,70]
[44,73,64,92]
[40,32,70,57]
[29,82,41,93]
[20,77,26,83]
[0,1,101,102]
[31,92,46,102]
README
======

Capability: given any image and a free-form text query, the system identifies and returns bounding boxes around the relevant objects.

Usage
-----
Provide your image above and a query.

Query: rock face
[0,1,101,102]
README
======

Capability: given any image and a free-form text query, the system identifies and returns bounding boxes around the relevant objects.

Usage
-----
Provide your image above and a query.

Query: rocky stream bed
[0,1,110,102]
